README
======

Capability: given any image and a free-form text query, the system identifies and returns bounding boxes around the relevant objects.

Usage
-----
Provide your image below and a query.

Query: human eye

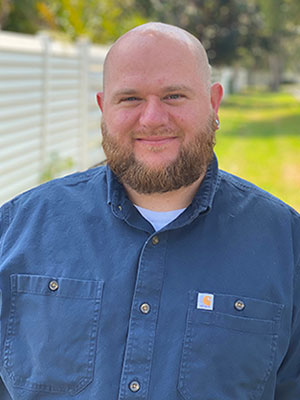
[164,94,184,101]
[120,96,140,102]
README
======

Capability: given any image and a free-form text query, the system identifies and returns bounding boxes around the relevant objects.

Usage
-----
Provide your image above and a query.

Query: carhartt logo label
[197,293,214,310]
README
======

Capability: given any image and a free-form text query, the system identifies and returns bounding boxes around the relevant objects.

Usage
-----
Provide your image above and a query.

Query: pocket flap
[11,274,102,299]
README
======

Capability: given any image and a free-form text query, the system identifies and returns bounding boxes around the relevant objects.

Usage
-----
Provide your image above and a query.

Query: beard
[101,114,217,194]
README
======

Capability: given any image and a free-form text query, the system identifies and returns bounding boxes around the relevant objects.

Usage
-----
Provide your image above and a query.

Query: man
[0,22,299,400]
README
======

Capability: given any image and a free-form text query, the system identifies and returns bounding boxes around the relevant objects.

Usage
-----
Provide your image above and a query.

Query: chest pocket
[3,274,104,396]
[178,291,284,400]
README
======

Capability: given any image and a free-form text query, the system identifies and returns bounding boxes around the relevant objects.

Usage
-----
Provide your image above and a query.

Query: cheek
[180,107,209,129]
[174,114,197,133]
[172,105,202,126]
[107,110,138,132]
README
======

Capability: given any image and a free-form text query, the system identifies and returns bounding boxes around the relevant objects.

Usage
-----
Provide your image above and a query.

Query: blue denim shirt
[0,156,300,400]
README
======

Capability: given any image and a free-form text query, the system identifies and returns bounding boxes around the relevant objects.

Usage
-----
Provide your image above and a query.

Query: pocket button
[234,299,245,311]
[49,280,59,291]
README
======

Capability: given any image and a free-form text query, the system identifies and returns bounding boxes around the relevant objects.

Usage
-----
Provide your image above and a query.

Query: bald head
[97,22,224,195]
[102,22,211,93]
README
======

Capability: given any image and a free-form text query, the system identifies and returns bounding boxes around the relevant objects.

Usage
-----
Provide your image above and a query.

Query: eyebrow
[112,89,138,101]
[111,85,194,101]
[162,85,194,94]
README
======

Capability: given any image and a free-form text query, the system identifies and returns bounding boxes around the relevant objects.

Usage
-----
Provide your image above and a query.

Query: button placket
[118,234,167,400]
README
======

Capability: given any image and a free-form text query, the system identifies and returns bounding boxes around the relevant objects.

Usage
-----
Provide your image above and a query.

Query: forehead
[104,33,207,94]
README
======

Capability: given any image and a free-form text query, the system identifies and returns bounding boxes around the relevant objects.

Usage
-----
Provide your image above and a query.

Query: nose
[139,97,169,128]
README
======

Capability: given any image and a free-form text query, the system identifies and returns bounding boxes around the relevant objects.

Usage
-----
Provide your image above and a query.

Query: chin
[135,154,178,169]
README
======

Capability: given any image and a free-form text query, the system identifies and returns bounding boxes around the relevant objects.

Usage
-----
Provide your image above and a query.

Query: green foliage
[35,0,148,43]
[1,0,148,42]
[2,0,41,33]
[251,0,300,89]
[216,88,300,211]
[142,0,263,66]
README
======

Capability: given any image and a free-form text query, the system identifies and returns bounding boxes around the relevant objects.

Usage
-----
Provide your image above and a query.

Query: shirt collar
[190,153,220,213]
[106,153,220,230]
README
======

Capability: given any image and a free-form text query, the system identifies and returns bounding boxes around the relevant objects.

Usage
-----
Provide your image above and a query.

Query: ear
[210,83,223,113]
[96,92,104,112]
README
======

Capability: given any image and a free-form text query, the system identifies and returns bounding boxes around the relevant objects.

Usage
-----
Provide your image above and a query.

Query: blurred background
[0,0,299,210]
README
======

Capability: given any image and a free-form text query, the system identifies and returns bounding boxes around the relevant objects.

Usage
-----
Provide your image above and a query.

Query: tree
[1,0,148,43]
[127,0,262,66]
[1,0,42,33]
[255,0,300,90]
[36,0,147,43]
[0,0,12,28]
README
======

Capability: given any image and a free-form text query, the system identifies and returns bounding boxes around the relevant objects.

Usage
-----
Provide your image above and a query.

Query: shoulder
[218,169,300,218]
[6,166,105,203]
[0,166,107,229]
[217,170,300,268]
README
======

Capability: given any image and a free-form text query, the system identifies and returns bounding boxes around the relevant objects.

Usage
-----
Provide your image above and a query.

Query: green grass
[215,88,300,212]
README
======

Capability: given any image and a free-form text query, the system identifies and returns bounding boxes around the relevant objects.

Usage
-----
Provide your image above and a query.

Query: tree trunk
[268,53,283,92]
[0,0,12,29]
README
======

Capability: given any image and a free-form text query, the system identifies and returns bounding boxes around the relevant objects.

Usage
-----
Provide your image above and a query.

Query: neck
[123,174,204,211]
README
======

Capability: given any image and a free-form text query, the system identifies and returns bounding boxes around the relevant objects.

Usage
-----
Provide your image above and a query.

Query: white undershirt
[134,205,186,231]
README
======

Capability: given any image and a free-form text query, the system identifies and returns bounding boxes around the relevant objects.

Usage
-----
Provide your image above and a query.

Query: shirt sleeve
[0,202,12,256]
[0,203,9,241]
[0,204,11,396]
[275,259,300,399]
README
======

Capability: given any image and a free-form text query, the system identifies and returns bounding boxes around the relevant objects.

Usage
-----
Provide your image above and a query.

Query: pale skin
[97,23,223,211]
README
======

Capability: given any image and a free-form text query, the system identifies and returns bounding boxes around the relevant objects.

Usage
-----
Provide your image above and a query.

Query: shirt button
[140,303,151,314]
[129,380,140,392]
[234,299,245,311]
[152,235,159,245]
[49,280,59,291]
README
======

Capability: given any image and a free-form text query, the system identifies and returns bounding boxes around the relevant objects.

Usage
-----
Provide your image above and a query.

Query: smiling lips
[135,136,178,146]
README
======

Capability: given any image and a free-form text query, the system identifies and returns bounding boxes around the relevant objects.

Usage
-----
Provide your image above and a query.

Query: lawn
[215,88,300,212]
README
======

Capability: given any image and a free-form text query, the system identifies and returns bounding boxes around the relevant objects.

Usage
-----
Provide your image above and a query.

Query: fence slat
[0,31,108,205]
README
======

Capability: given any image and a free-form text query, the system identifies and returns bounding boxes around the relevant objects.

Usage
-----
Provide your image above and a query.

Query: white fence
[0,31,109,205]
[0,30,249,206]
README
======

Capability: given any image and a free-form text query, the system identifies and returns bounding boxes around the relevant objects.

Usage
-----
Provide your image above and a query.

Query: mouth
[135,136,178,146]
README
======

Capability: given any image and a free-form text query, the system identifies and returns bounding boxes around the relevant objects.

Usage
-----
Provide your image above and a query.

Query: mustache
[101,120,182,139]
[131,127,184,139]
